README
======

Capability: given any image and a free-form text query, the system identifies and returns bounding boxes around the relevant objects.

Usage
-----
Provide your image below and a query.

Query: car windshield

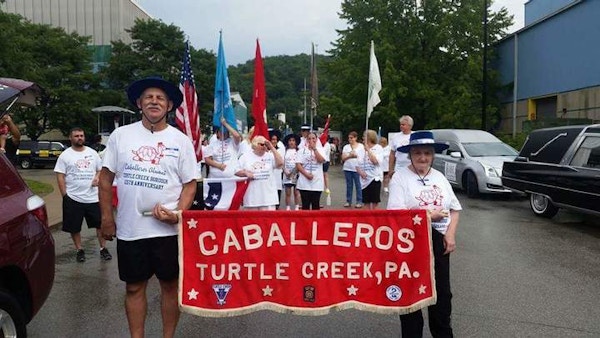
[463,142,518,157]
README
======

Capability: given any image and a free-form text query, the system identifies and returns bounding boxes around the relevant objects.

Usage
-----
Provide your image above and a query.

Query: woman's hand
[430,208,449,222]
[443,233,456,255]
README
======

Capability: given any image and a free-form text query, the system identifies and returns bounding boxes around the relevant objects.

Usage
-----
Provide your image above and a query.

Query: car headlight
[481,163,500,178]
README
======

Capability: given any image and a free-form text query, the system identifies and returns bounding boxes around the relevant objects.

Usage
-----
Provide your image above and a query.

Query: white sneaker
[286,206,291,211]
[383,187,389,193]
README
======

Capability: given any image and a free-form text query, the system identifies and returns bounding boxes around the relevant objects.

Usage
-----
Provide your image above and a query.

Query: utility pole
[482,0,488,131]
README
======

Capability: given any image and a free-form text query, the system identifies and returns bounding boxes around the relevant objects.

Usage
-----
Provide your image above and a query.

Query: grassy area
[25,179,54,197]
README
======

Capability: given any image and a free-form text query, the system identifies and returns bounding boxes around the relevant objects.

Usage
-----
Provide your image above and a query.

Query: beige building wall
[558,87,600,121]
[500,86,600,134]
[1,0,151,44]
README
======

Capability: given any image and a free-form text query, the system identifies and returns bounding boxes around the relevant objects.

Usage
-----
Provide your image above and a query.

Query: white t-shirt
[390,132,412,171]
[272,143,285,190]
[357,144,384,189]
[238,151,279,207]
[54,146,102,203]
[295,147,325,191]
[342,143,365,172]
[205,138,240,178]
[381,145,391,172]
[238,139,252,157]
[387,166,462,235]
[102,122,197,241]
[283,148,299,185]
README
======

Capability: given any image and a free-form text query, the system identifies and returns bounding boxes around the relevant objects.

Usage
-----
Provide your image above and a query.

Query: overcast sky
[136,0,526,66]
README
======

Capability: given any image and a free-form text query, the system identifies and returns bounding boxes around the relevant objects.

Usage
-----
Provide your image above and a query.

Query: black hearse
[502,125,600,218]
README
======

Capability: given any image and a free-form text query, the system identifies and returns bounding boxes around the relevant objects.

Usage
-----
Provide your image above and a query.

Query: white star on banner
[187,288,199,300]
[211,193,219,200]
[187,218,198,229]
[412,214,423,225]
[347,285,358,296]
[192,200,199,206]
[262,285,273,296]
[419,284,427,295]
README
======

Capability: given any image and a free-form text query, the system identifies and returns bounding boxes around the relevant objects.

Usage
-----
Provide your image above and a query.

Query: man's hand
[153,203,179,225]
[101,218,116,241]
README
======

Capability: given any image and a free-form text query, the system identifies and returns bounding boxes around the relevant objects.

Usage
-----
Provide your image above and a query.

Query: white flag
[367,40,382,119]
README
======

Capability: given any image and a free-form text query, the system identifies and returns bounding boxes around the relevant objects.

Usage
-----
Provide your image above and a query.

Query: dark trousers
[299,190,321,210]
[400,229,453,338]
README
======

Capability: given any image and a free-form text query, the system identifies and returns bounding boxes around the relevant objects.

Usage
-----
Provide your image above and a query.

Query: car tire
[0,290,27,338]
[529,193,559,218]
[465,171,479,198]
[19,158,32,169]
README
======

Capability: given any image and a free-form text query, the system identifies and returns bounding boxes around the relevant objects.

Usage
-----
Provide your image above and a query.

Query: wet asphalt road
[23,167,600,337]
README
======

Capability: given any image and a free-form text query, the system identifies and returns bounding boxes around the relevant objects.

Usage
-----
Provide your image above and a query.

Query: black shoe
[100,248,112,261]
[76,249,86,262]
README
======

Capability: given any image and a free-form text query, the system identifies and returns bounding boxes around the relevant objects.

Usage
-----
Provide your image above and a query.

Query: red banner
[178,209,435,317]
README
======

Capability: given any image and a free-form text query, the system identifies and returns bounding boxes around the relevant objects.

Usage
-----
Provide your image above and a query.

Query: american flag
[190,177,249,210]
[176,41,202,162]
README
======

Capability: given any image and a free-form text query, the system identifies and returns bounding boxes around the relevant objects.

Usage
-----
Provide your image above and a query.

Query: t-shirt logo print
[131,142,166,165]
[75,158,91,169]
[415,185,444,206]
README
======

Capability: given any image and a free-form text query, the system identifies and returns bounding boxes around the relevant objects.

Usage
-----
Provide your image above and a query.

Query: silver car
[431,129,518,197]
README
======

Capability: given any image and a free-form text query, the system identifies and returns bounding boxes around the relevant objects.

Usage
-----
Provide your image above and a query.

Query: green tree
[0,11,98,139]
[228,53,333,132]
[101,19,216,131]
[325,0,513,136]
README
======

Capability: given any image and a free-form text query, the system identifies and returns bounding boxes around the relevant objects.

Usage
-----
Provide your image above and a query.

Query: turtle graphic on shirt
[132,142,165,164]
[415,185,444,207]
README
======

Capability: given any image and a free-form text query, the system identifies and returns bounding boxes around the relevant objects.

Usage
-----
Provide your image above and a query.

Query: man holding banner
[99,76,197,338]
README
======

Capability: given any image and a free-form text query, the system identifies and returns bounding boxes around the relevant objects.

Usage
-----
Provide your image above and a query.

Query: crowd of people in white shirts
[196,115,415,211]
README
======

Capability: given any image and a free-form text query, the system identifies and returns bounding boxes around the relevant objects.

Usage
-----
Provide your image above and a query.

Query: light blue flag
[213,32,237,130]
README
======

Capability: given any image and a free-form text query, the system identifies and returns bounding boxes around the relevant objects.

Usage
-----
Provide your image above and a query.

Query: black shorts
[61,195,101,233]
[117,236,179,283]
[322,161,330,173]
[362,180,382,203]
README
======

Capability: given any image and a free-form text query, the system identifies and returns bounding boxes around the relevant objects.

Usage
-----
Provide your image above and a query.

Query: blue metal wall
[525,0,578,25]
[495,0,600,103]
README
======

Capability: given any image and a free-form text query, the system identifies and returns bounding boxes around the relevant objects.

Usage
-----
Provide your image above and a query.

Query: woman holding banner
[295,132,325,210]
[236,135,283,210]
[387,130,461,337]
[204,118,241,178]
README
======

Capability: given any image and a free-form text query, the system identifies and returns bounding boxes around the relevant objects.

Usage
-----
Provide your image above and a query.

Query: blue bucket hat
[397,131,449,153]
[126,76,183,110]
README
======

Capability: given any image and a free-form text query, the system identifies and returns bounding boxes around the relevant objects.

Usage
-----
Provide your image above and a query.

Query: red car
[0,152,55,337]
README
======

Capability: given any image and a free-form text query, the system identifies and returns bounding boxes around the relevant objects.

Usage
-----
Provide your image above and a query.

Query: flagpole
[303,78,307,124]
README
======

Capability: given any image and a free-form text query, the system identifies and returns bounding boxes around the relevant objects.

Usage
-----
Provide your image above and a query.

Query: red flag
[176,41,202,161]
[319,114,331,146]
[251,39,269,139]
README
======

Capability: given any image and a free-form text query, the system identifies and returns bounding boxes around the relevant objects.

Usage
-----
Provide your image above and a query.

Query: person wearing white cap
[387,130,461,337]
[388,115,414,178]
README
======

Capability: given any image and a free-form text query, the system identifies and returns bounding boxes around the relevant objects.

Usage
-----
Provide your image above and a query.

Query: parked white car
[431,129,518,197]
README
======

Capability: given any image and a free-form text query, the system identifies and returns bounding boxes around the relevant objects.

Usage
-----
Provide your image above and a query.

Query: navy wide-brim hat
[283,133,301,147]
[126,76,183,110]
[398,131,449,153]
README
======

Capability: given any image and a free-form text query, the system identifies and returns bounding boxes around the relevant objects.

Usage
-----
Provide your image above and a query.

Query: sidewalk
[19,169,63,229]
